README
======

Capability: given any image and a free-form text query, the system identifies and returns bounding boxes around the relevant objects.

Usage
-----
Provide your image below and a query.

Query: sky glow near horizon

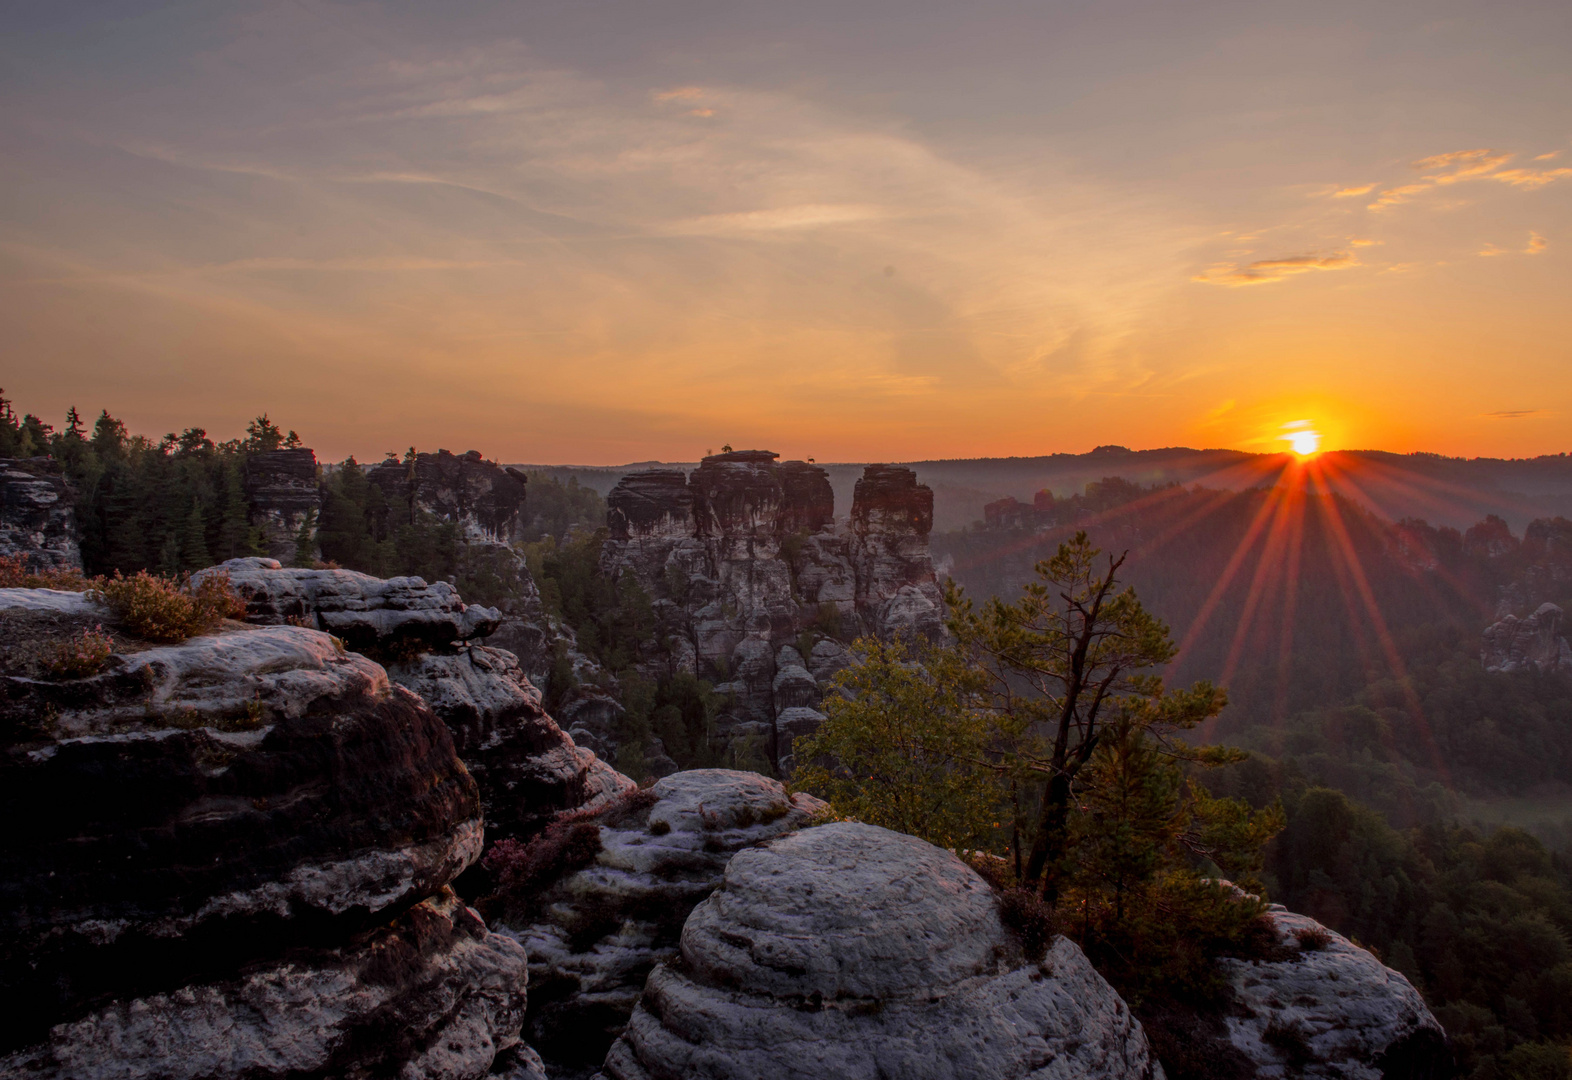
[2,1,1570,464]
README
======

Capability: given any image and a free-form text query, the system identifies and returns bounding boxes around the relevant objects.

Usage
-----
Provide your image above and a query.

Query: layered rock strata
[600,452,941,771]
[195,556,501,654]
[387,645,635,843]
[502,770,825,1072]
[0,593,524,1075]
[365,449,529,544]
[2,888,527,1080]
[0,458,82,571]
[1218,905,1450,1078]
[195,557,633,844]
[244,448,321,561]
[598,821,1159,1080]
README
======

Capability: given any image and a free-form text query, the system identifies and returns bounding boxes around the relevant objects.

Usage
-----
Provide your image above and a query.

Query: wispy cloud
[1193,251,1358,287]
[1332,184,1376,198]
[1526,231,1548,254]
[1492,166,1572,189]
[1366,148,1572,210]
[1485,409,1543,419]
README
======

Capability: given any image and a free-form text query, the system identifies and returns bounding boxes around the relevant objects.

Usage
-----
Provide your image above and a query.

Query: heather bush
[481,821,604,921]
[95,570,245,643]
[0,554,94,591]
[41,625,114,678]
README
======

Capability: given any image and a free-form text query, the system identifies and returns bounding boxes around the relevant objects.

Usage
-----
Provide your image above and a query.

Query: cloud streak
[1193,252,1358,287]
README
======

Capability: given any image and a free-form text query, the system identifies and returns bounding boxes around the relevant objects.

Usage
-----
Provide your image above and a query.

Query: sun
[1287,429,1321,457]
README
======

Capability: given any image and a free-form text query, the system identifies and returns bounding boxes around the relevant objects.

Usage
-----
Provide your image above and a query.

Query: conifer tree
[292,510,317,568]
[181,500,211,571]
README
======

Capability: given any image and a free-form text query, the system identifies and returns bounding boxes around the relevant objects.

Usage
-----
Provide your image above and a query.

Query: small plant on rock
[42,625,113,678]
[95,570,246,643]
[1294,925,1332,952]
[0,554,95,591]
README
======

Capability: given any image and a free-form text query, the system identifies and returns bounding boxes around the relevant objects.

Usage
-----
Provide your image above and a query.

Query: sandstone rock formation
[0,592,524,1077]
[387,645,635,843]
[598,821,1159,1080]
[499,770,824,1073]
[600,452,942,772]
[2,888,527,1080]
[366,449,529,545]
[244,447,321,561]
[1481,601,1572,674]
[195,556,502,654]
[195,557,633,845]
[0,458,82,571]
[1218,905,1450,1079]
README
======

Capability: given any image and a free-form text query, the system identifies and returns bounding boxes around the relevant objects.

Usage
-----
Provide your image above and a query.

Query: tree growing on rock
[947,531,1245,900]
[793,638,1001,853]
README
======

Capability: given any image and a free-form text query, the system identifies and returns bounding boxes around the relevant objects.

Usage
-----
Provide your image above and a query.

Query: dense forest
[7,396,1572,1077]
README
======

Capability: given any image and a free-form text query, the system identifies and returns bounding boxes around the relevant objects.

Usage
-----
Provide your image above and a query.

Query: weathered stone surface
[774,706,827,774]
[599,821,1158,1080]
[365,450,529,544]
[502,770,824,1072]
[1482,601,1572,674]
[0,622,481,1051]
[850,464,944,642]
[0,458,82,571]
[607,470,694,541]
[1218,906,1451,1079]
[599,456,942,772]
[194,557,500,653]
[0,587,102,617]
[244,448,320,562]
[386,645,634,843]
[1,888,527,1080]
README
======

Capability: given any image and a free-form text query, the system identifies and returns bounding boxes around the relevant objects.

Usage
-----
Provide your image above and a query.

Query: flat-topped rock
[607,470,694,540]
[501,770,824,1072]
[1219,906,1450,1079]
[0,587,103,617]
[599,821,1158,1080]
[193,557,500,652]
[1,888,527,1080]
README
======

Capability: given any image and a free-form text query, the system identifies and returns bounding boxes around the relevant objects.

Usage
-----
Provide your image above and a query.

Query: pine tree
[181,500,211,571]
[215,461,257,561]
[244,414,285,452]
[157,532,182,575]
[291,510,317,568]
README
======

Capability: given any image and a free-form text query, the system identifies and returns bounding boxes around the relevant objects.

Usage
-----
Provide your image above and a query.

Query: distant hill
[514,446,1572,532]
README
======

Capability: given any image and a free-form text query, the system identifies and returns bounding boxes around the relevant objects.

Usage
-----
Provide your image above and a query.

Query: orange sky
[3,2,1570,464]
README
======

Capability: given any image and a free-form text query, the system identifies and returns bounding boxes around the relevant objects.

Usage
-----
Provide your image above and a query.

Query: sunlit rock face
[599,454,942,772]
[243,447,321,561]
[0,602,525,1076]
[1482,601,1572,674]
[0,457,82,571]
[497,769,824,1074]
[1217,906,1451,1079]
[597,822,1160,1080]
